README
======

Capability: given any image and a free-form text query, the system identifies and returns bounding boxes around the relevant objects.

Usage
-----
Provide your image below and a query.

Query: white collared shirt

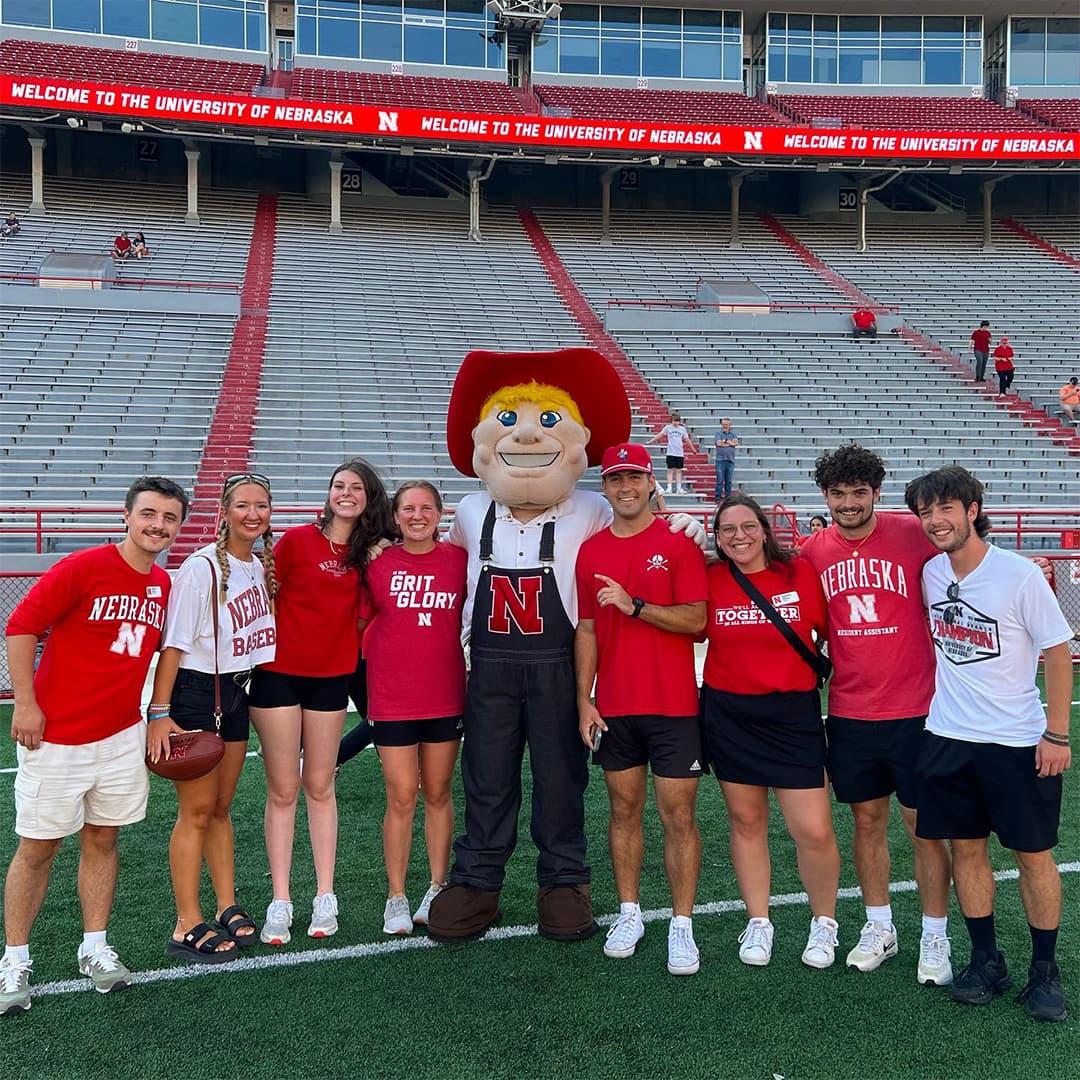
[449,489,613,641]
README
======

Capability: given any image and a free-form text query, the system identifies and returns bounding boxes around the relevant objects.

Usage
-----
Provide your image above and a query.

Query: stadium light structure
[485,0,561,32]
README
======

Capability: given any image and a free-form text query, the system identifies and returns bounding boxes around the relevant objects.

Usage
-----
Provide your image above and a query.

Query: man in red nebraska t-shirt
[800,445,953,987]
[2,476,188,1015]
[970,320,992,382]
[574,442,707,977]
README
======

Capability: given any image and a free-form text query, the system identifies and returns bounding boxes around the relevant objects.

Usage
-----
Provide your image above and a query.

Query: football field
[0,691,1076,1080]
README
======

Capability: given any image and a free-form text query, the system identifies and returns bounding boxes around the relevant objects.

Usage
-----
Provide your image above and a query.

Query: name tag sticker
[146,586,162,598]
[772,591,799,605]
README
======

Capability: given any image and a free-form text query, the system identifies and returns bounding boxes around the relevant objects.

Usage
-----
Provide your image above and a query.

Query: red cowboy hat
[446,348,632,477]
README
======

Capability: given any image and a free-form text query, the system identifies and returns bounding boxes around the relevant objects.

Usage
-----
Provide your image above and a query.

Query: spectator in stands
[112,232,131,260]
[993,337,1016,395]
[713,418,739,502]
[0,212,20,238]
[361,481,466,937]
[797,514,828,547]
[131,232,149,259]
[147,475,276,964]
[1059,377,1079,423]
[650,412,696,496]
[700,494,840,971]
[248,459,392,946]
[1,476,187,1016]
[852,308,877,339]
[970,321,992,383]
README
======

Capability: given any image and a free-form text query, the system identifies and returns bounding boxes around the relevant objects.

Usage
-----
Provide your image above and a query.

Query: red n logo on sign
[487,575,544,635]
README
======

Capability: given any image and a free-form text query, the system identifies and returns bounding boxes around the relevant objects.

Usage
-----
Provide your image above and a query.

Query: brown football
[146,730,224,782]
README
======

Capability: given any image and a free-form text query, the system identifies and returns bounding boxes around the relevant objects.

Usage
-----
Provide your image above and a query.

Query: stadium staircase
[517,209,712,493]
[998,218,1080,271]
[168,193,278,566]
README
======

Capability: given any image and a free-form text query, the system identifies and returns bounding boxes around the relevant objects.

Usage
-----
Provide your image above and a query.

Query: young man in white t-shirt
[648,413,696,496]
[905,466,1073,1023]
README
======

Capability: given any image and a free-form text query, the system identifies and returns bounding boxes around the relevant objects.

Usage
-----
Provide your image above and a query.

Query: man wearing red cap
[575,443,708,975]
[428,349,703,943]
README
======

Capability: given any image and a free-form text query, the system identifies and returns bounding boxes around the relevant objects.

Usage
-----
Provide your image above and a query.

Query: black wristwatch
[630,597,646,618]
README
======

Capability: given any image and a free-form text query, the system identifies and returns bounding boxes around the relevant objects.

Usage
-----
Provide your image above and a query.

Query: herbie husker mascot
[428,347,701,943]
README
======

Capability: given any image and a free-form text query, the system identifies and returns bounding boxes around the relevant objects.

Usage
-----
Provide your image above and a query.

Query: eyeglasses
[946,581,960,601]
[717,522,762,539]
[223,473,271,493]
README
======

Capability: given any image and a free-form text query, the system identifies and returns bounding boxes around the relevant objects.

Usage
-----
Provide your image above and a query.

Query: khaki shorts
[14,721,149,839]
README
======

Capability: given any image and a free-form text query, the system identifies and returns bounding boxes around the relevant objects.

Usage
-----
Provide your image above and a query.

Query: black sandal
[165,922,238,965]
[217,905,259,948]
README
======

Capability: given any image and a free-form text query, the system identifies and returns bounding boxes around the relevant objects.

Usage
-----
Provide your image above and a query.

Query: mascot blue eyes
[539,411,561,428]
[497,410,516,426]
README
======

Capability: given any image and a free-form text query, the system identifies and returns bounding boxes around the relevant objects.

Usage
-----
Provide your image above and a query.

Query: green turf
[0,685,1076,1080]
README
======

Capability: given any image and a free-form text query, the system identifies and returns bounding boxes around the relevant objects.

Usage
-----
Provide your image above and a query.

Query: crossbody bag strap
[728,562,821,678]
[198,555,222,732]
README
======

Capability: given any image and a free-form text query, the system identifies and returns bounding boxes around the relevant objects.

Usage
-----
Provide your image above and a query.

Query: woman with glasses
[700,494,840,971]
[359,481,466,935]
[248,459,393,944]
[148,474,277,963]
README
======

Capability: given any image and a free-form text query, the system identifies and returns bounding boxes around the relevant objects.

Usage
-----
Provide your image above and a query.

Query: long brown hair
[712,493,794,567]
[318,458,395,579]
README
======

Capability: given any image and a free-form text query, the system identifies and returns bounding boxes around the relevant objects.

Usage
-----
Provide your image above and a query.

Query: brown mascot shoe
[537,884,599,941]
[425,884,501,942]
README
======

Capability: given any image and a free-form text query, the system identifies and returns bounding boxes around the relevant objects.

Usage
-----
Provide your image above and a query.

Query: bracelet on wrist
[149,703,171,710]
[1041,730,1070,746]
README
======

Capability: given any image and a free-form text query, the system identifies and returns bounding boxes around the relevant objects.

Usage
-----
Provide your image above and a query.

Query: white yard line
[27,861,1080,999]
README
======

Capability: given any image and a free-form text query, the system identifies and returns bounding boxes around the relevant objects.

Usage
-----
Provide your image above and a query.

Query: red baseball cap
[600,443,653,476]
[446,348,631,477]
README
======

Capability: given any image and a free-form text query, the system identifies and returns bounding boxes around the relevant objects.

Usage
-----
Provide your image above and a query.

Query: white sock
[620,901,641,917]
[80,930,107,958]
[866,905,893,929]
[922,915,948,938]
[4,944,30,965]
[671,914,692,930]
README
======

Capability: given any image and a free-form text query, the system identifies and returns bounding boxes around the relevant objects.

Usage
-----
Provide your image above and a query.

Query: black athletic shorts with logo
[826,715,927,808]
[593,714,704,779]
[372,715,463,747]
[915,733,1062,853]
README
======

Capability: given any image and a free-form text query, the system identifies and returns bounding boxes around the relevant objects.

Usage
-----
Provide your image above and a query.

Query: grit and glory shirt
[922,544,1072,748]
[163,544,276,673]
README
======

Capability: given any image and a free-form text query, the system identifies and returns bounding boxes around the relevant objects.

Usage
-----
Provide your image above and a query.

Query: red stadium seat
[532,85,789,125]
[772,94,1051,132]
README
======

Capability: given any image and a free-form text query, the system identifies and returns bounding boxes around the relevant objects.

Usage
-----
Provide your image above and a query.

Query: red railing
[607,297,901,314]
[0,271,241,294]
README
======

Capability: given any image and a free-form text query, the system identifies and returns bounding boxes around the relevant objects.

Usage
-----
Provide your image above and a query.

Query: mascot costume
[428,347,699,943]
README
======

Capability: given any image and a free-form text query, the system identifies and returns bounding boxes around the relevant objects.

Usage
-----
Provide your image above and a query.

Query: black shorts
[372,715,463,747]
[593,714,704,779]
[702,685,825,789]
[248,668,350,712]
[915,734,1062,853]
[171,669,251,744]
[826,714,926,807]
[665,455,685,470]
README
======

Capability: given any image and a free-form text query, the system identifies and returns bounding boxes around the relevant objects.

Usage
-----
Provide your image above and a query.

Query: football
[146,731,224,782]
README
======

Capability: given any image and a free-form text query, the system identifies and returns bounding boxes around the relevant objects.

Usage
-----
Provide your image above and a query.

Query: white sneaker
[737,918,774,967]
[307,893,339,939]
[261,899,294,946]
[383,894,413,936]
[603,910,645,959]
[846,920,898,972]
[676,486,687,495]
[802,916,839,969]
[667,920,700,976]
[917,932,953,986]
[77,943,132,993]
[412,883,445,927]
[655,484,667,495]
[0,956,32,1015]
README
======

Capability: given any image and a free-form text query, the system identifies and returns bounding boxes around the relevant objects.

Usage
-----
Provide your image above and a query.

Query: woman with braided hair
[148,474,277,963]
[249,458,394,943]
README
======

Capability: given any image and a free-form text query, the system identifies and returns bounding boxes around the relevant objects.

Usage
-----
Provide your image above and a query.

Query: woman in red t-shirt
[701,494,841,971]
[248,458,394,944]
[360,481,467,937]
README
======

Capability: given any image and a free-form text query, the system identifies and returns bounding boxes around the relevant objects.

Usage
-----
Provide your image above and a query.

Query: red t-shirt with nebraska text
[971,328,991,352]
[576,518,706,718]
[5,545,170,744]
[800,513,936,720]
[703,557,826,695]
[360,543,467,721]
[265,523,362,678]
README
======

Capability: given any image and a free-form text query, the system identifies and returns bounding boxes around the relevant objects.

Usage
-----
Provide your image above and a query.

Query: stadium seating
[773,94,1047,131]
[1016,99,1080,131]
[291,69,524,114]
[1012,215,1080,260]
[534,86,788,125]
[0,39,263,95]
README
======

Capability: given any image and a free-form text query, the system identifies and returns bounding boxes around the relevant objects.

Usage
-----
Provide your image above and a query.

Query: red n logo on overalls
[487,575,544,635]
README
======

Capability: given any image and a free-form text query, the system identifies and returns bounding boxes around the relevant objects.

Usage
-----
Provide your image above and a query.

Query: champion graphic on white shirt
[646,554,670,572]
[929,597,1000,665]
[689,759,702,772]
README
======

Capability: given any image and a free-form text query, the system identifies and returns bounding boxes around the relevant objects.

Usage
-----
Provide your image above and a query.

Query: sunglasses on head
[223,472,271,493]
[947,581,960,601]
